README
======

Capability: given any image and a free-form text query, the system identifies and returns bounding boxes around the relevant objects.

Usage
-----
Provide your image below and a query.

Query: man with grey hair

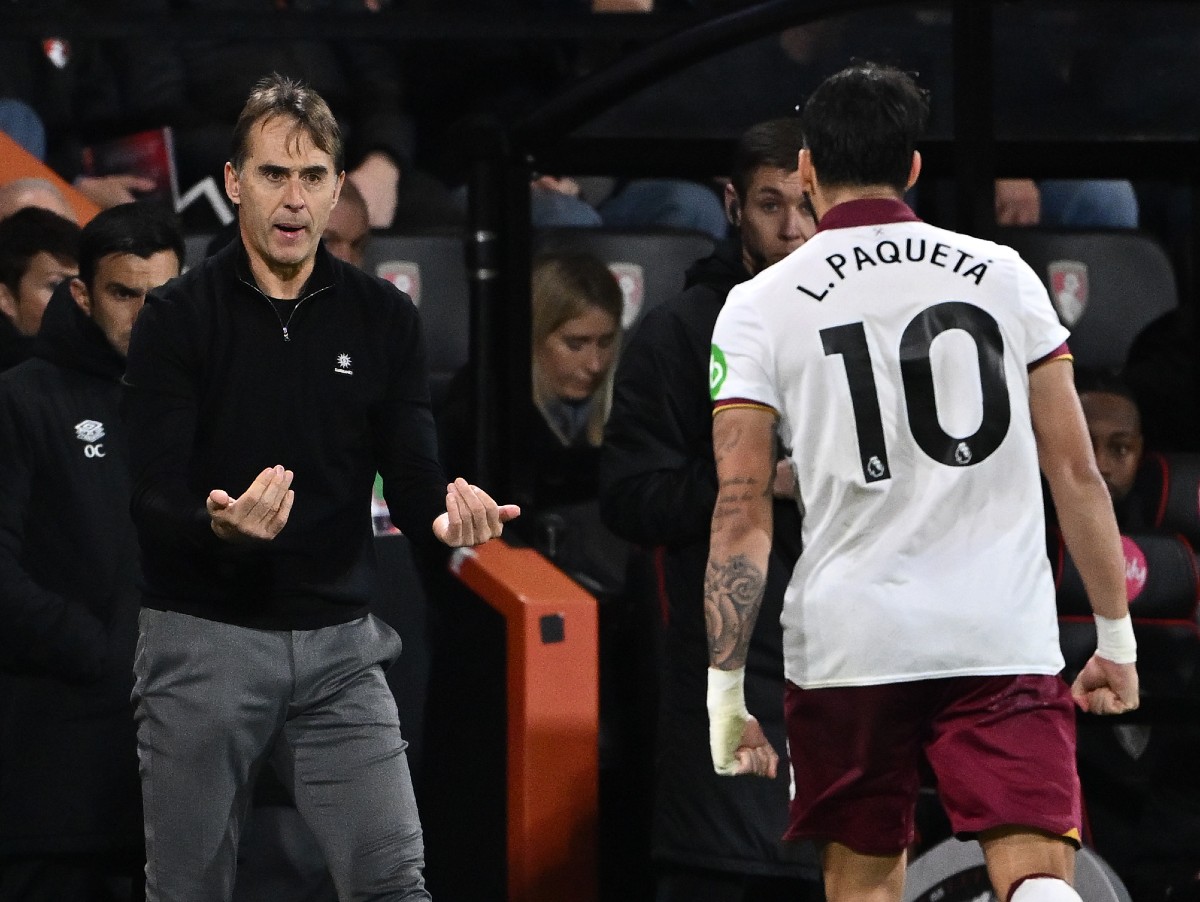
[123,73,518,901]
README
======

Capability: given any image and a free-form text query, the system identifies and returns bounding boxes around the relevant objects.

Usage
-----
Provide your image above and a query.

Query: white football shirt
[710,199,1069,688]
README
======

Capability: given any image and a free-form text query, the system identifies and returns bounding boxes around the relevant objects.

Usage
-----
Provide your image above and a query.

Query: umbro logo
[75,419,107,457]
[334,353,353,376]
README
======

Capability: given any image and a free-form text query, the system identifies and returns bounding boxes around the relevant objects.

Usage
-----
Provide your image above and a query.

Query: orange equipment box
[451,539,599,902]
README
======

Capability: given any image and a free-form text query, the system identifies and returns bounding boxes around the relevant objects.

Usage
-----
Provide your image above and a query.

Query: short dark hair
[1075,366,1139,407]
[730,117,807,201]
[78,202,185,290]
[0,207,80,293]
[230,73,344,172]
[802,62,930,194]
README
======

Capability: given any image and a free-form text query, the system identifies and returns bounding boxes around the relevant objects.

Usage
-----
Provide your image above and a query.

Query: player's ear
[0,282,17,324]
[69,276,92,315]
[798,148,816,196]
[906,151,922,191]
[724,183,741,227]
[224,162,241,207]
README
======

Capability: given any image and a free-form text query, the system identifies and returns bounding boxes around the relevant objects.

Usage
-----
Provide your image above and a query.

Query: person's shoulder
[149,247,228,312]
[623,285,719,357]
[0,357,60,405]
[335,256,418,316]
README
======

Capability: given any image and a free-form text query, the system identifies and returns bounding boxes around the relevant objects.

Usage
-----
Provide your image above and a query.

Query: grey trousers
[132,609,431,902]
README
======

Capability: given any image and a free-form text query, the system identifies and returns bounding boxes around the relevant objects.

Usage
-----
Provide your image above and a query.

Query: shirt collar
[816,197,922,233]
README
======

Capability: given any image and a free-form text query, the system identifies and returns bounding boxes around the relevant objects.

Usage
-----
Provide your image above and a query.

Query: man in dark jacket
[599,118,822,902]
[122,74,517,901]
[0,201,183,900]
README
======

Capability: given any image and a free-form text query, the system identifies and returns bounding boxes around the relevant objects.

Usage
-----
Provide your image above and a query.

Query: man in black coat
[0,201,183,901]
[599,118,823,902]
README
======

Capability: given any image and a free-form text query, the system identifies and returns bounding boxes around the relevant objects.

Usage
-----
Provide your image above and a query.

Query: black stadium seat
[997,228,1178,370]
[364,231,471,407]
[1051,522,1200,888]
[1126,451,1200,549]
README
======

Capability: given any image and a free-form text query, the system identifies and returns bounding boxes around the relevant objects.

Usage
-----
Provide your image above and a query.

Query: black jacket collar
[33,282,125,381]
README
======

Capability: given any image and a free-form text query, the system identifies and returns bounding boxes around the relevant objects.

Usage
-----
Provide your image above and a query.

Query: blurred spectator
[530,175,729,241]
[0,98,47,160]
[116,0,462,230]
[599,117,822,902]
[995,178,1139,228]
[323,177,371,269]
[0,201,183,902]
[1076,369,1145,505]
[0,177,77,224]
[1075,368,1147,533]
[0,5,157,210]
[0,207,81,370]
[439,250,623,522]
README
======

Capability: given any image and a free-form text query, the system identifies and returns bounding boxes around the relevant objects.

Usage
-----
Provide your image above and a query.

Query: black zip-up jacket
[599,239,817,879]
[123,239,446,630]
[0,285,143,855]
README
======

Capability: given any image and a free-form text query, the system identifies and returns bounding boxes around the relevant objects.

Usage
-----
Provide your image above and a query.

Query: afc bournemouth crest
[1048,259,1088,327]
[376,261,421,306]
[43,38,71,69]
[607,262,644,329]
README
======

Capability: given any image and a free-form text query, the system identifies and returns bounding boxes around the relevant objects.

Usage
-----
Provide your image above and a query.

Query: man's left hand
[348,151,400,229]
[432,477,521,547]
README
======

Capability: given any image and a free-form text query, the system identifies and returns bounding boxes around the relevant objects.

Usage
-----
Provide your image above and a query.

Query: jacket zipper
[238,277,333,342]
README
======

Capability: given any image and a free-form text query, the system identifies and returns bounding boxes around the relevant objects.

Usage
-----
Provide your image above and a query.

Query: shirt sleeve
[371,295,448,544]
[709,283,780,415]
[1014,255,1071,366]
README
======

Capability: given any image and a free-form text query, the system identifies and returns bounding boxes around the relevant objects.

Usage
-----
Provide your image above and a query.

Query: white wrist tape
[707,666,749,775]
[1094,613,1137,664]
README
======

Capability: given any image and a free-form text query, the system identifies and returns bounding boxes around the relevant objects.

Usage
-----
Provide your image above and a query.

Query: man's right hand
[1071,654,1140,715]
[207,465,295,542]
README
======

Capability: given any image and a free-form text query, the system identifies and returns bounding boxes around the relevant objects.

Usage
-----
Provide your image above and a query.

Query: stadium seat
[364,231,471,407]
[534,227,716,332]
[183,231,216,271]
[1050,525,1200,888]
[997,229,1178,370]
[1125,450,1200,548]
[1052,529,1199,679]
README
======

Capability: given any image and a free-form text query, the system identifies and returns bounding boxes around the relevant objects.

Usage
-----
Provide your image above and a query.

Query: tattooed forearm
[711,475,771,535]
[705,553,766,669]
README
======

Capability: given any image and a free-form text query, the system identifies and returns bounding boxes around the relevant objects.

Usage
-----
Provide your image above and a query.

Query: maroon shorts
[782,674,1081,855]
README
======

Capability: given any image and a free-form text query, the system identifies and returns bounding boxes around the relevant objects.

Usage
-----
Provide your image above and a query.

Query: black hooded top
[0,284,143,855]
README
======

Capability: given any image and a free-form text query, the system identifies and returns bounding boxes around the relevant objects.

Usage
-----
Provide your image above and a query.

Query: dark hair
[802,61,930,193]
[0,207,80,293]
[78,202,185,290]
[1074,366,1138,406]
[230,73,344,172]
[730,117,807,201]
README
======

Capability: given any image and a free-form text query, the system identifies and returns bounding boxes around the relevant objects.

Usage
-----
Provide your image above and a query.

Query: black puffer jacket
[0,285,143,856]
[599,239,818,878]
